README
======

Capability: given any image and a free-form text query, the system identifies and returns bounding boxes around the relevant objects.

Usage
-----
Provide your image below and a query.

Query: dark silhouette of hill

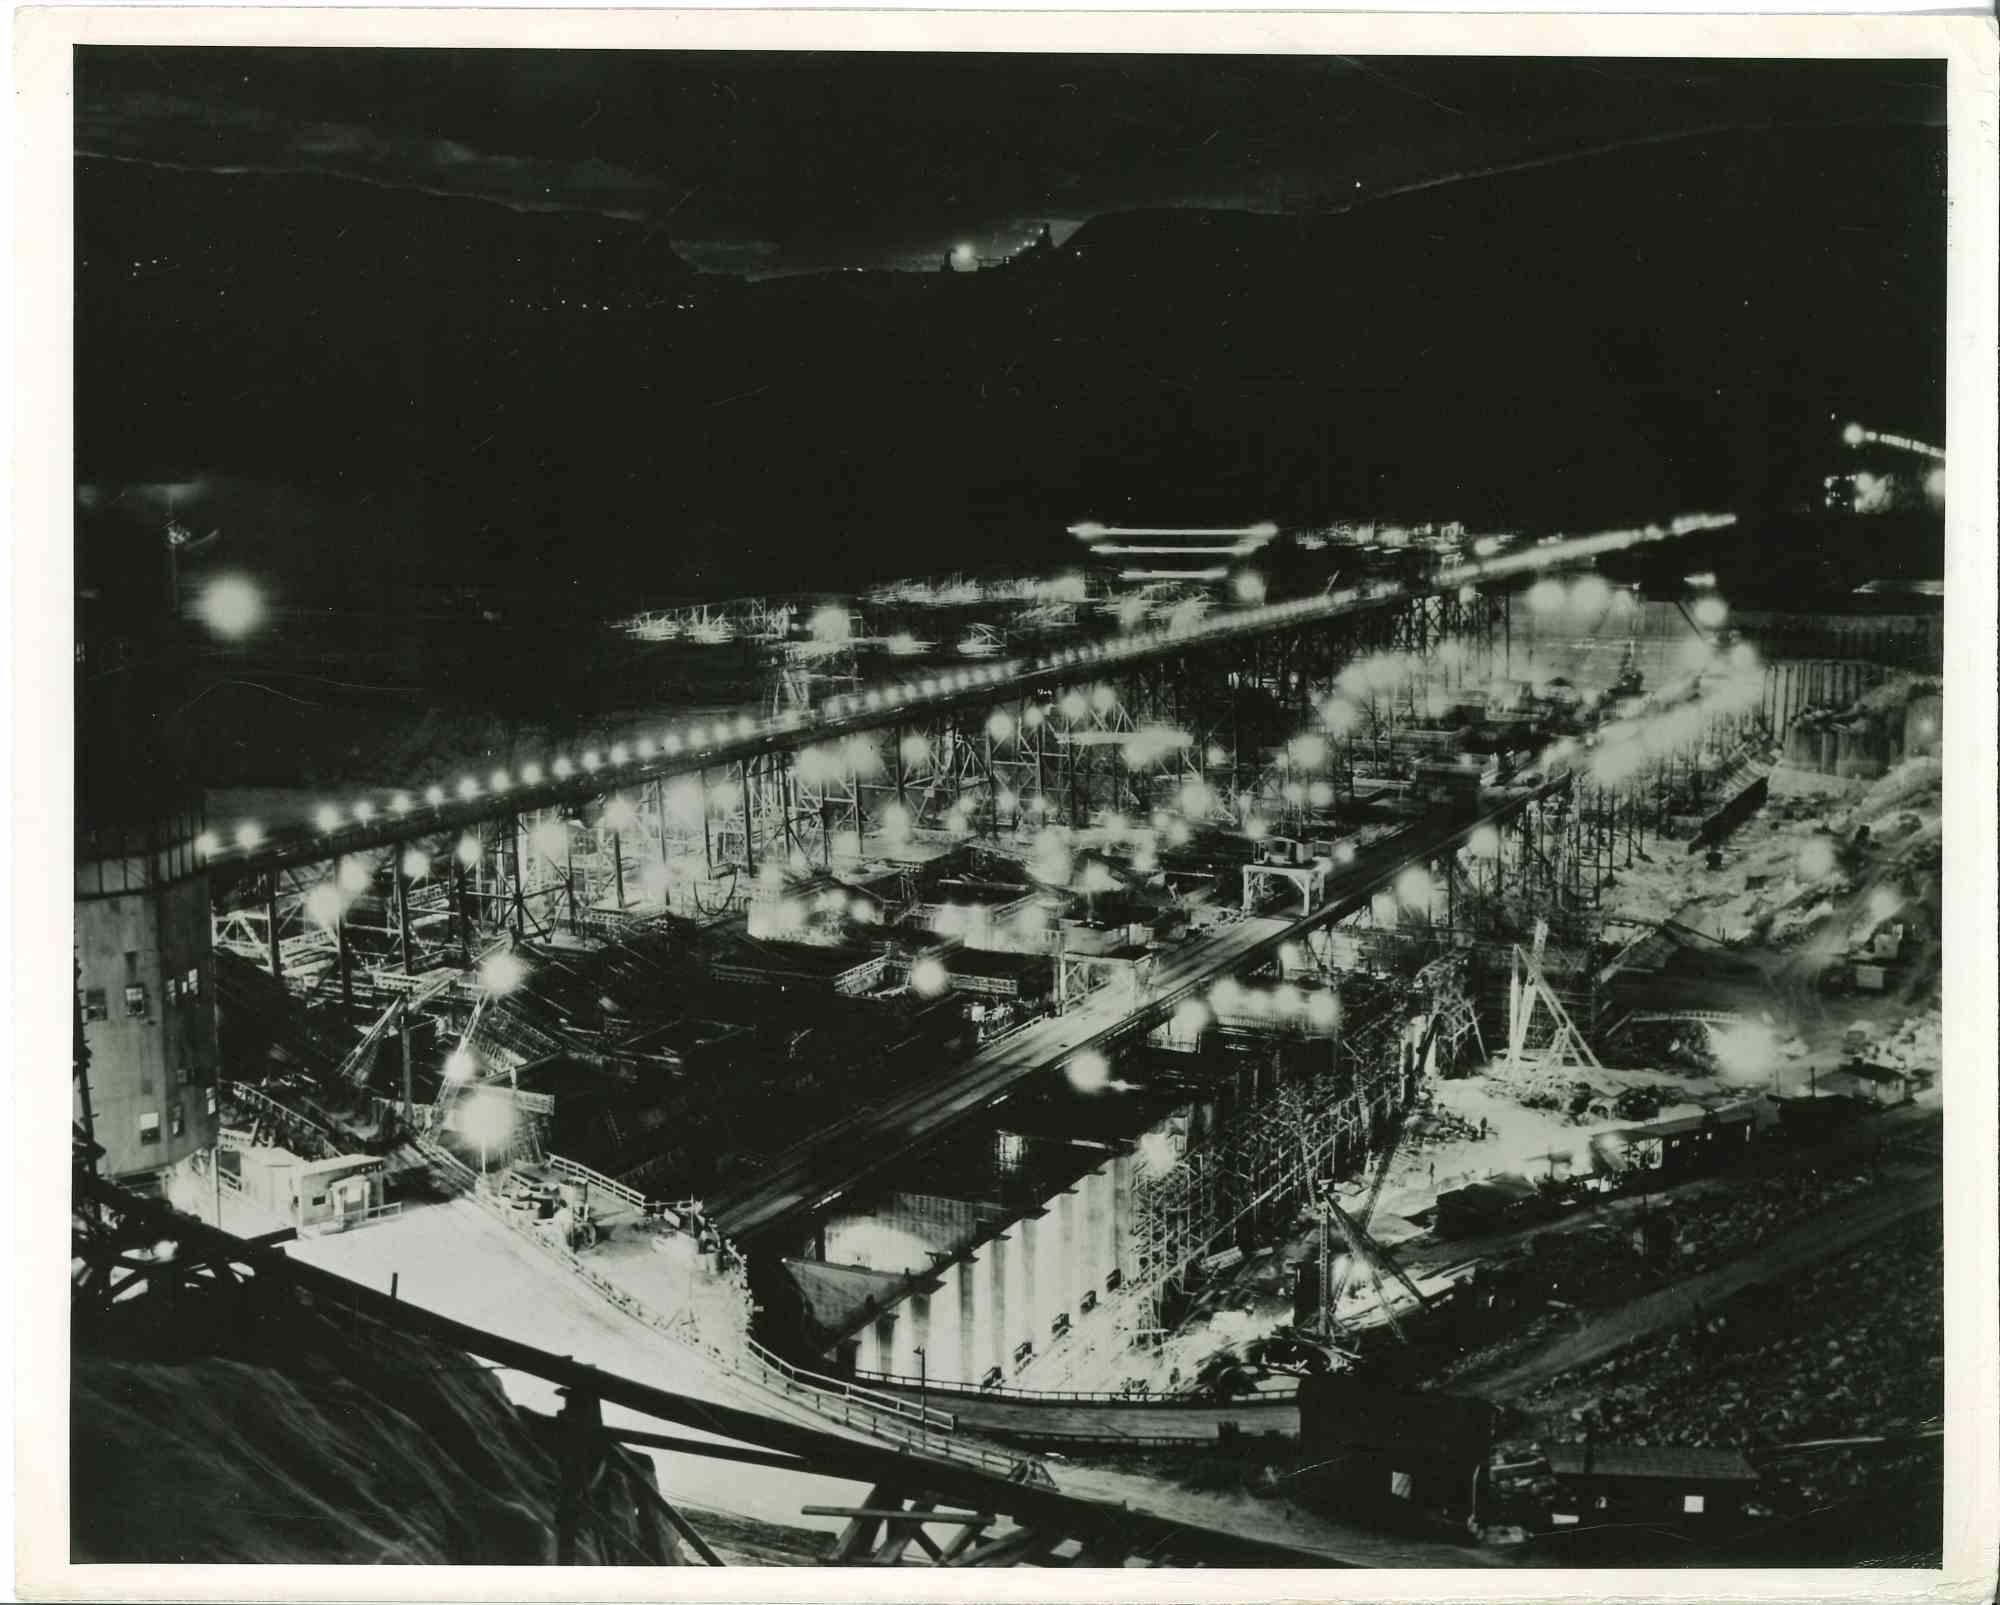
[75,122,1942,605]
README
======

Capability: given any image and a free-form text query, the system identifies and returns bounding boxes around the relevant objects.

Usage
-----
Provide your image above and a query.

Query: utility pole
[399,1000,414,1125]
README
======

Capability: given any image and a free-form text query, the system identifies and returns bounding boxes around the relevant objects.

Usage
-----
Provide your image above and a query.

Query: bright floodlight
[1569,574,1612,614]
[553,756,574,779]
[305,884,343,929]
[582,750,601,772]
[314,804,340,833]
[480,951,528,995]
[444,1047,478,1082]
[609,743,629,765]
[532,820,567,860]
[1842,421,1867,447]
[234,821,262,850]
[425,785,446,807]
[337,859,371,896]
[196,574,263,639]
[1798,838,1836,879]
[1065,1051,1111,1095]
[1676,636,1717,673]
[194,830,219,857]
[401,847,429,881]
[1692,595,1729,630]
[987,708,1015,742]
[603,796,639,832]
[521,761,543,785]
[489,768,510,793]
[1395,865,1434,906]
[456,1087,514,1155]
[911,957,950,998]
[1526,578,1567,615]
[1292,732,1328,769]
[1706,1020,1778,1081]
[809,604,852,643]
[1233,570,1267,605]
[1173,999,1210,1036]
[457,776,479,801]
[456,834,480,868]
[1925,465,1946,501]
[1469,825,1501,858]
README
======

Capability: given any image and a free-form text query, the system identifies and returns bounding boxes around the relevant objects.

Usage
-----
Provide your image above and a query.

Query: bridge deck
[202,513,1708,877]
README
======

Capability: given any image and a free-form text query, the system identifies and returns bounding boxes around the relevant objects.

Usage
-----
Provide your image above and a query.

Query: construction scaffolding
[1125,982,1440,1332]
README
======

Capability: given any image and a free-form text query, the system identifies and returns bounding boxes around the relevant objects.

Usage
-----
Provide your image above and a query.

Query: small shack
[233,1147,388,1233]
[1436,1173,1545,1237]
[1823,1062,1917,1107]
[1298,1373,1503,1513]
[1546,1441,1761,1526]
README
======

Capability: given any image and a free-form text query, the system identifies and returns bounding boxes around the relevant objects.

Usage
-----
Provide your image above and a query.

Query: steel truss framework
[208,590,1771,1005]
[211,590,1505,979]
[1127,960,1444,1332]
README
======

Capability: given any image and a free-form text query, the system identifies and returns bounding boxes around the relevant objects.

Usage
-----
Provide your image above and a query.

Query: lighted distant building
[74,505,221,1189]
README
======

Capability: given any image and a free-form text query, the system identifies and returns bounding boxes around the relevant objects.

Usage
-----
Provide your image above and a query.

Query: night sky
[77,51,1944,277]
[74,48,1947,617]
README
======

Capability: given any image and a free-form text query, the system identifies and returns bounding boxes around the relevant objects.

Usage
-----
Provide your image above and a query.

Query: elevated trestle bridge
[199,516,1734,992]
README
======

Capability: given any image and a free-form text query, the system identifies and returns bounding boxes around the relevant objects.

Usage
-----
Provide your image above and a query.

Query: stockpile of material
[1517,1220,1941,1504]
[1664,1166,1881,1275]
[1434,1151,1912,1391]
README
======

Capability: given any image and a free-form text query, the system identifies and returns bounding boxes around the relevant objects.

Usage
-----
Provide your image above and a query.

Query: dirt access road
[1467,1168,1941,1400]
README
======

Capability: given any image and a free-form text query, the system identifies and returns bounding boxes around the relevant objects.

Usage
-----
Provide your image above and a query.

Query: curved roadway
[853,1378,1301,1449]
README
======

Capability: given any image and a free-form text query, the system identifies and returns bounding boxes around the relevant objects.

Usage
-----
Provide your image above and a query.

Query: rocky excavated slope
[72,1289,686,1565]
